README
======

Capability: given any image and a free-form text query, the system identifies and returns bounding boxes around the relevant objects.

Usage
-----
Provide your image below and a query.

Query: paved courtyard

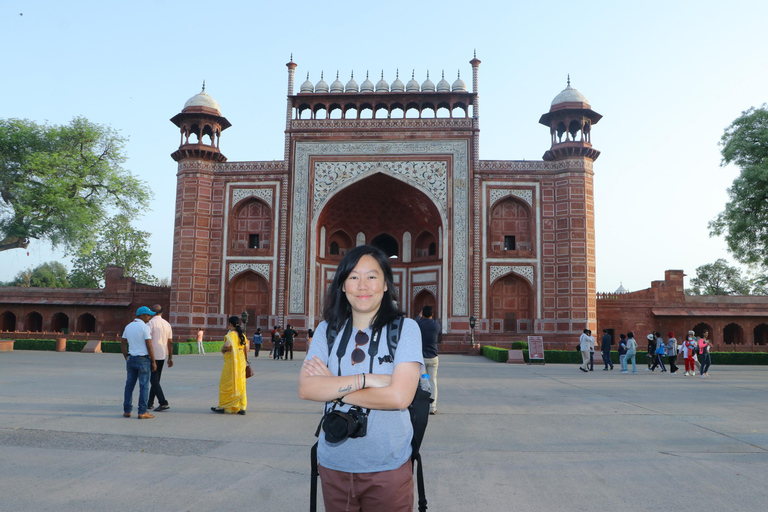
[1,350,767,511]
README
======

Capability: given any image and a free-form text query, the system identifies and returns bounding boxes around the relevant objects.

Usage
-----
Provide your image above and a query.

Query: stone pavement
[1,350,767,511]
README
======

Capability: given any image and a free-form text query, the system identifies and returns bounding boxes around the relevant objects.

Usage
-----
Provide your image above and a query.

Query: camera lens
[323,412,356,442]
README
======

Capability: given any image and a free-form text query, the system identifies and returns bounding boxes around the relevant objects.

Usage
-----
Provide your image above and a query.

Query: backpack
[310,316,431,512]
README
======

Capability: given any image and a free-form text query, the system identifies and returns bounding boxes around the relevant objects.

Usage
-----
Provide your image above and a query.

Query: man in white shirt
[121,306,157,419]
[147,304,174,412]
[579,329,591,373]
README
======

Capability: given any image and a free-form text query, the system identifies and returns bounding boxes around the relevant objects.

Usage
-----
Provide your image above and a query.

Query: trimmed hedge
[174,341,225,355]
[511,341,528,350]
[11,339,58,351]
[481,346,509,362]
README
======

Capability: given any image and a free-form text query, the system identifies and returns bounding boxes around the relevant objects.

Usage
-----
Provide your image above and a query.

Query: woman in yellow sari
[211,316,249,415]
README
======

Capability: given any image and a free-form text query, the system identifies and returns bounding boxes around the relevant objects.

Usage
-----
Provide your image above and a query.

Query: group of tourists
[580,328,713,377]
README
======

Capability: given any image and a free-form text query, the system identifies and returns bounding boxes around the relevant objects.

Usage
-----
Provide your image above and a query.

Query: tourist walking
[211,315,249,415]
[196,327,205,355]
[147,304,173,412]
[646,334,655,370]
[600,329,614,370]
[682,334,697,376]
[283,324,297,360]
[624,332,638,374]
[618,334,628,372]
[579,329,591,373]
[121,306,157,419]
[252,328,263,357]
[699,330,712,377]
[588,330,595,371]
[416,305,440,414]
[650,332,667,372]
[666,331,678,374]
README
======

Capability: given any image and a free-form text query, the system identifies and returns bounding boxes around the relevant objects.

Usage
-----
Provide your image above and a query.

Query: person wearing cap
[147,304,173,412]
[645,333,656,371]
[121,306,157,419]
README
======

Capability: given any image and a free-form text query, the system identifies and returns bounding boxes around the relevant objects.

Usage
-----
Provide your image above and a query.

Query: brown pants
[318,459,413,512]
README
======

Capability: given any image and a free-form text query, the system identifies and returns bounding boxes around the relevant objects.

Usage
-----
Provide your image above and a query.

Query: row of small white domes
[299,70,467,94]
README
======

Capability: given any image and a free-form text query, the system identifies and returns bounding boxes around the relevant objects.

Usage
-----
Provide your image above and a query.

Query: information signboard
[527,336,545,364]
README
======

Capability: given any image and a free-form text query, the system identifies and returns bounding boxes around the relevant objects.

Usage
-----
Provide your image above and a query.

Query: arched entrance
[25,311,42,332]
[51,312,69,333]
[76,313,96,333]
[1,311,15,331]
[754,324,768,345]
[692,322,712,340]
[228,271,270,330]
[315,172,444,319]
[723,323,744,345]
[412,289,436,319]
[490,273,533,334]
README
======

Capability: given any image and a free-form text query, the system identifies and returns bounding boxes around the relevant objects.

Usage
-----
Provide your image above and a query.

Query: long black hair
[322,244,404,334]
[228,315,246,346]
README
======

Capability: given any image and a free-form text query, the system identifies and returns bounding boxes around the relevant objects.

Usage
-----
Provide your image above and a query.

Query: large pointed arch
[312,171,446,325]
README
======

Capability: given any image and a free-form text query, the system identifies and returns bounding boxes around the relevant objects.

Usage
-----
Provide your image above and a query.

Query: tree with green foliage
[8,261,71,288]
[709,105,768,268]
[0,117,152,253]
[687,259,752,295]
[68,215,157,288]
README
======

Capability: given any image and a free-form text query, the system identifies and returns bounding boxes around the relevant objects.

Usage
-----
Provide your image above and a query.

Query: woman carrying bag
[211,315,249,415]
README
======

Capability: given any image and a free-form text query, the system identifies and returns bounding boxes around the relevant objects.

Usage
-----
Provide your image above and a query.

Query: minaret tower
[168,85,231,334]
[538,78,603,334]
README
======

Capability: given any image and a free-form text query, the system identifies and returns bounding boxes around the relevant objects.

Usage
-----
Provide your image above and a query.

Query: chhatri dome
[615,282,628,294]
[550,75,590,109]
[183,82,221,114]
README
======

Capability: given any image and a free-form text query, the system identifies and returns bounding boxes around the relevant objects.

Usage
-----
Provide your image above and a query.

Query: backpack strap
[387,315,404,360]
[413,452,428,512]
[310,441,319,512]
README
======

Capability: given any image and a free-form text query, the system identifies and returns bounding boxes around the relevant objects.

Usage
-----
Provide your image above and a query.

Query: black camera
[322,405,368,442]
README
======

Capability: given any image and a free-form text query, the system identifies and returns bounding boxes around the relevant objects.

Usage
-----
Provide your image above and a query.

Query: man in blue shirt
[121,306,157,419]
[415,305,440,415]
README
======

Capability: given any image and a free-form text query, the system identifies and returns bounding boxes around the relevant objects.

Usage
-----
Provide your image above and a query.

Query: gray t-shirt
[306,318,424,473]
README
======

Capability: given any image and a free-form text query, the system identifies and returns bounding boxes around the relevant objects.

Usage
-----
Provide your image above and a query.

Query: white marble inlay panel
[231,188,274,209]
[229,263,271,282]
[489,265,534,285]
[489,188,532,207]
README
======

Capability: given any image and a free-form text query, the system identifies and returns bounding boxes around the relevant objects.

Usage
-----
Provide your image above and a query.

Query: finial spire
[567,74,571,87]
[396,68,399,78]
[381,70,384,79]
[442,70,445,79]
[202,80,205,92]
[306,72,309,80]
[474,49,477,58]
[412,69,415,79]
[290,52,293,61]
[336,70,339,79]
[457,69,461,78]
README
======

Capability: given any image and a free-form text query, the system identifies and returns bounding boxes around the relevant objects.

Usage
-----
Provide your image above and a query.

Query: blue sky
[2,0,767,292]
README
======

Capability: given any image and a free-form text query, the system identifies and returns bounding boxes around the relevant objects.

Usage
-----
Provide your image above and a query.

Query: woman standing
[618,334,628,372]
[666,331,678,374]
[212,316,248,415]
[699,330,712,378]
[682,334,697,376]
[624,332,638,374]
[299,245,423,512]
